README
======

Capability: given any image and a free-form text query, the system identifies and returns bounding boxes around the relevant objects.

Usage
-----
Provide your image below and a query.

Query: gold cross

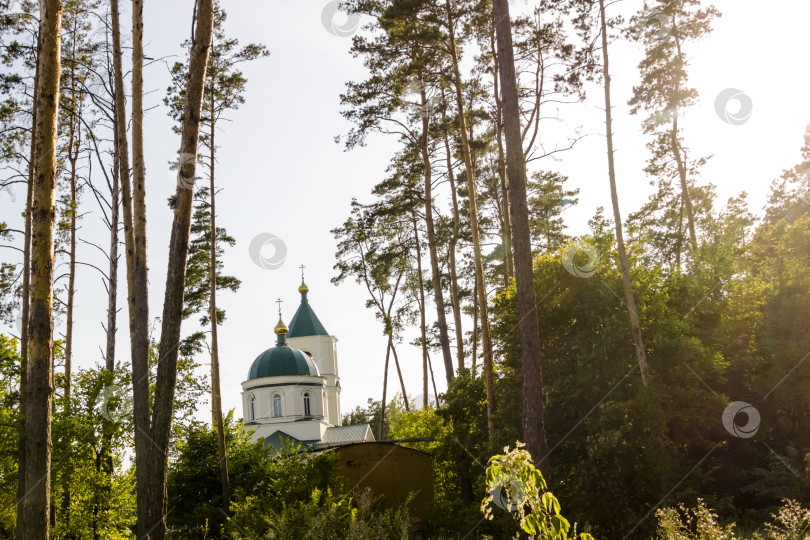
[299,264,306,281]
[276,298,283,316]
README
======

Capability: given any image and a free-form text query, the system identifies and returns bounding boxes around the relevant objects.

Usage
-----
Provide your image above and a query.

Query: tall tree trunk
[62,27,83,517]
[21,1,62,536]
[110,0,147,533]
[390,341,409,411]
[493,0,550,478]
[16,25,41,540]
[671,117,697,254]
[672,34,698,255]
[62,106,78,528]
[418,82,454,384]
[445,0,494,438]
[471,270,478,378]
[379,338,391,440]
[411,213,429,408]
[439,95,464,372]
[599,0,651,387]
[208,72,231,513]
[130,2,154,532]
[491,29,513,286]
[106,126,120,375]
[102,106,121,484]
[150,1,214,536]
[426,350,439,407]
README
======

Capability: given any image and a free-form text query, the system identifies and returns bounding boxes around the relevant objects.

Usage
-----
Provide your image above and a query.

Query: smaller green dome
[247,337,320,380]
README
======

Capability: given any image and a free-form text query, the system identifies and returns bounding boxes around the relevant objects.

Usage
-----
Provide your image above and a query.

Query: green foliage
[167,414,272,538]
[656,499,810,540]
[481,443,593,540]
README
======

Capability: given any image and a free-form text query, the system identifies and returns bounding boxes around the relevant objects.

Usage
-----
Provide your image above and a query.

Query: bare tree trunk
[445,0,494,437]
[491,29,513,286]
[439,97,464,372]
[671,34,698,256]
[16,24,41,539]
[418,82,454,384]
[149,1,215,536]
[379,337,391,440]
[493,0,550,478]
[426,350,439,406]
[62,87,79,525]
[599,0,650,388]
[411,213,429,408]
[390,341,409,411]
[21,1,62,536]
[471,270,478,378]
[208,72,231,513]
[130,3,154,532]
[109,0,149,533]
[105,126,120,374]
[671,117,697,254]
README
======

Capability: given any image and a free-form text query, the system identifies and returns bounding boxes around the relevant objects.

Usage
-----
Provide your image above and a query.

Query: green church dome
[247,318,320,380]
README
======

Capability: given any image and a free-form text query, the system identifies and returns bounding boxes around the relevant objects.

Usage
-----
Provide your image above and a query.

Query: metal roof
[322,424,373,444]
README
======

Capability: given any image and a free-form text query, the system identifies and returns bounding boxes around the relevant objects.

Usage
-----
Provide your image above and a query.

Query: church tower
[287,276,342,426]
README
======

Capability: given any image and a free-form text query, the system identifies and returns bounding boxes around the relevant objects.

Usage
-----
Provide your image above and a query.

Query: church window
[304,392,311,416]
[249,394,255,421]
[272,394,282,417]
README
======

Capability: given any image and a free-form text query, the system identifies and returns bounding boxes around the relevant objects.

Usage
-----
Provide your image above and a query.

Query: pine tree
[165,2,266,514]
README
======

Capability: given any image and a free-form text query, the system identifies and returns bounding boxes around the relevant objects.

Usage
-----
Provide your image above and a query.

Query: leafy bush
[481,443,593,540]
[656,499,810,540]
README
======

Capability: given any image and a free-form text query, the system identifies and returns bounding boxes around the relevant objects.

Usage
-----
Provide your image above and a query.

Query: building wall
[242,375,330,443]
[288,334,342,425]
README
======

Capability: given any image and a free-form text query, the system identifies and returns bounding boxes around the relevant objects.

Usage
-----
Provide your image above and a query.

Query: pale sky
[1,0,809,425]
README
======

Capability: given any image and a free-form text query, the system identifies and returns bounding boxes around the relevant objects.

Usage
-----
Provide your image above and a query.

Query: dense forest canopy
[0,0,808,538]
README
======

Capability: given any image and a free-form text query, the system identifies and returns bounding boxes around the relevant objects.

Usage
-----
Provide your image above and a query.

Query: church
[241,277,375,450]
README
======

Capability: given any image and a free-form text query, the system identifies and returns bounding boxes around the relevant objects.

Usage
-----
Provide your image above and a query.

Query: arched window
[303,392,311,416]
[272,394,282,418]
[249,394,255,421]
